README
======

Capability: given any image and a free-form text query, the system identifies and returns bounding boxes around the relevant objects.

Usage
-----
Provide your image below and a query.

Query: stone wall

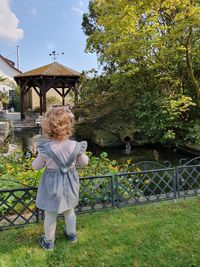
[0,120,13,152]
[2,110,20,121]
[75,120,143,148]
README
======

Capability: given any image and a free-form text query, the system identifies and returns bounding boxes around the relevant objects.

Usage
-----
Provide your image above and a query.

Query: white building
[0,55,21,109]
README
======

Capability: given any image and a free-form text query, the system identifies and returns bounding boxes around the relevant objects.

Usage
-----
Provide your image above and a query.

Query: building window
[9,90,16,101]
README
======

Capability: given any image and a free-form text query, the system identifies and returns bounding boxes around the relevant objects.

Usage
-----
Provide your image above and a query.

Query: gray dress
[36,140,87,214]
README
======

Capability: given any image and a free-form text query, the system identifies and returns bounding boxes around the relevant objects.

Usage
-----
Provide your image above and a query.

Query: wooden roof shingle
[14,62,81,78]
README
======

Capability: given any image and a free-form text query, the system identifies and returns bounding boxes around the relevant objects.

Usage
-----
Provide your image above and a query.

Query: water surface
[12,129,194,166]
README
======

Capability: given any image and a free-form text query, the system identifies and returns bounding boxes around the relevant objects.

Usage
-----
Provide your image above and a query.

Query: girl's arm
[76,153,89,166]
[32,153,46,170]
[76,141,89,167]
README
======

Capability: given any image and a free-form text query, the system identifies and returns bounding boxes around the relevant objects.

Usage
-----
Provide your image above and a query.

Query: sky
[0,0,99,73]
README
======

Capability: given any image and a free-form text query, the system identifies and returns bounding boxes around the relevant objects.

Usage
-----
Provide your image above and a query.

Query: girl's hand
[29,144,38,157]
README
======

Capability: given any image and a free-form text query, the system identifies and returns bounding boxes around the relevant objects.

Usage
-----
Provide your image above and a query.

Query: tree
[82,0,200,99]
[0,76,8,109]
[0,75,20,111]
[0,91,9,110]
[10,84,20,111]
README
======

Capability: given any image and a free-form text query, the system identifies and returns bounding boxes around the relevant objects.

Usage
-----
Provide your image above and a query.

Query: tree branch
[185,26,200,99]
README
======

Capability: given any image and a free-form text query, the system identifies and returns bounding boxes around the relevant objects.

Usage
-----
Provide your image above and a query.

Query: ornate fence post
[110,175,115,208]
[115,174,120,208]
[173,166,178,199]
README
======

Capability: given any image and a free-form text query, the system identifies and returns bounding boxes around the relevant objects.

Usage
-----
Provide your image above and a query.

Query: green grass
[1,198,200,267]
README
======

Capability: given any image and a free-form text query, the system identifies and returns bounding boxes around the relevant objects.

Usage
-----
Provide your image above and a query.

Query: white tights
[44,209,76,241]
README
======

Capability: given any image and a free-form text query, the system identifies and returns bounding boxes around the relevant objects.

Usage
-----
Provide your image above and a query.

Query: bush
[185,121,200,146]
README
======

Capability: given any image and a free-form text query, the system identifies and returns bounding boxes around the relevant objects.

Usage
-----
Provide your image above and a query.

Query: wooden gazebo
[14,62,81,120]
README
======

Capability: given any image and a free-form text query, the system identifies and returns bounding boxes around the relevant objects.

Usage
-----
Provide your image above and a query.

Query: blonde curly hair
[42,107,73,140]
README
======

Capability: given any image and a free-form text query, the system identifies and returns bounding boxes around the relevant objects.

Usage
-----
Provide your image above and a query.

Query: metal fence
[1,156,200,230]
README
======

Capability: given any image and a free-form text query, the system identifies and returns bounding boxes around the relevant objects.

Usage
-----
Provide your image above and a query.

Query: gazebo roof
[14,62,81,78]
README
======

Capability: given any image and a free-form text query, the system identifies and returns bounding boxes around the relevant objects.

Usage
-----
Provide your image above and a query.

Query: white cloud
[79,1,84,8]
[72,1,85,16]
[30,7,37,16]
[46,41,55,51]
[0,0,23,44]
[72,7,83,16]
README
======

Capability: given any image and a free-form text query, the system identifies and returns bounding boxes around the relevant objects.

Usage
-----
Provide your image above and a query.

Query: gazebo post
[74,82,78,108]
[62,87,65,106]
[62,97,65,106]
[42,79,47,113]
[20,91,25,120]
[39,89,43,116]
[43,91,46,113]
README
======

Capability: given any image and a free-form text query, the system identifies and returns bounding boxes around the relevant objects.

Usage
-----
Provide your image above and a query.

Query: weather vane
[49,50,64,62]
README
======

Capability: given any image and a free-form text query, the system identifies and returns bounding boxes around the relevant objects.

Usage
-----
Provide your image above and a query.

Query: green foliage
[134,92,196,144]
[0,151,142,215]
[46,95,62,109]
[0,76,6,82]
[8,85,20,111]
[185,121,200,146]
[80,1,200,146]
[0,152,43,189]
[0,91,9,107]
[0,77,20,111]
[83,0,200,99]
[77,70,199,146]
[79,152,138,177]
[0,151,137,189]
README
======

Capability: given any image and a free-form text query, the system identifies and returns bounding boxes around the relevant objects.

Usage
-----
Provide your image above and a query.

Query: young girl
[32,107,89,250]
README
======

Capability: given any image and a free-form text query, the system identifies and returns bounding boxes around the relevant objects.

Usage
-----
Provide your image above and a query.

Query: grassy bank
[1,197,200,267]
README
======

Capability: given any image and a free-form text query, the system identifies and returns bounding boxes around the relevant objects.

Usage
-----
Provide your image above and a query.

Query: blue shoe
[64,228,77,243]
[39,235,54,250]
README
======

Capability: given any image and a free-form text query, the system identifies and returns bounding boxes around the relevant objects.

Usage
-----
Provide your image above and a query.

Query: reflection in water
[88,144,193,166]
[12,129,41,155]
[125,141,131,154]
[153,149,159,162]
[11,129,193,166]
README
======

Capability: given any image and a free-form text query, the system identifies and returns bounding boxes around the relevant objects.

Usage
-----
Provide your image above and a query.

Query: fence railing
[1,156,200,230]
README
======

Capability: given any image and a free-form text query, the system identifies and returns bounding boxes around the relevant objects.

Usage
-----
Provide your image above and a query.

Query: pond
[88,144,194,166]
[11,129,195,166]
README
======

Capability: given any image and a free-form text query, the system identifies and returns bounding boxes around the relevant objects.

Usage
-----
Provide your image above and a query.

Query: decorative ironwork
[115,168,175,207]
[76,175,114,213]
[1,157,200,230]
[179,156,200,166]
[0,178,37,188]
[176,156,200,197]
[177,165,200,197]
[133,160,172,171]
[0,178,38,230]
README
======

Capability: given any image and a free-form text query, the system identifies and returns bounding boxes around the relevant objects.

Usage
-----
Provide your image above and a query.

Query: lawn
[1,197,200,267]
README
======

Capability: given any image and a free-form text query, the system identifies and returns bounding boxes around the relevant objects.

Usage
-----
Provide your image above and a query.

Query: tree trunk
[186,26,200,99]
